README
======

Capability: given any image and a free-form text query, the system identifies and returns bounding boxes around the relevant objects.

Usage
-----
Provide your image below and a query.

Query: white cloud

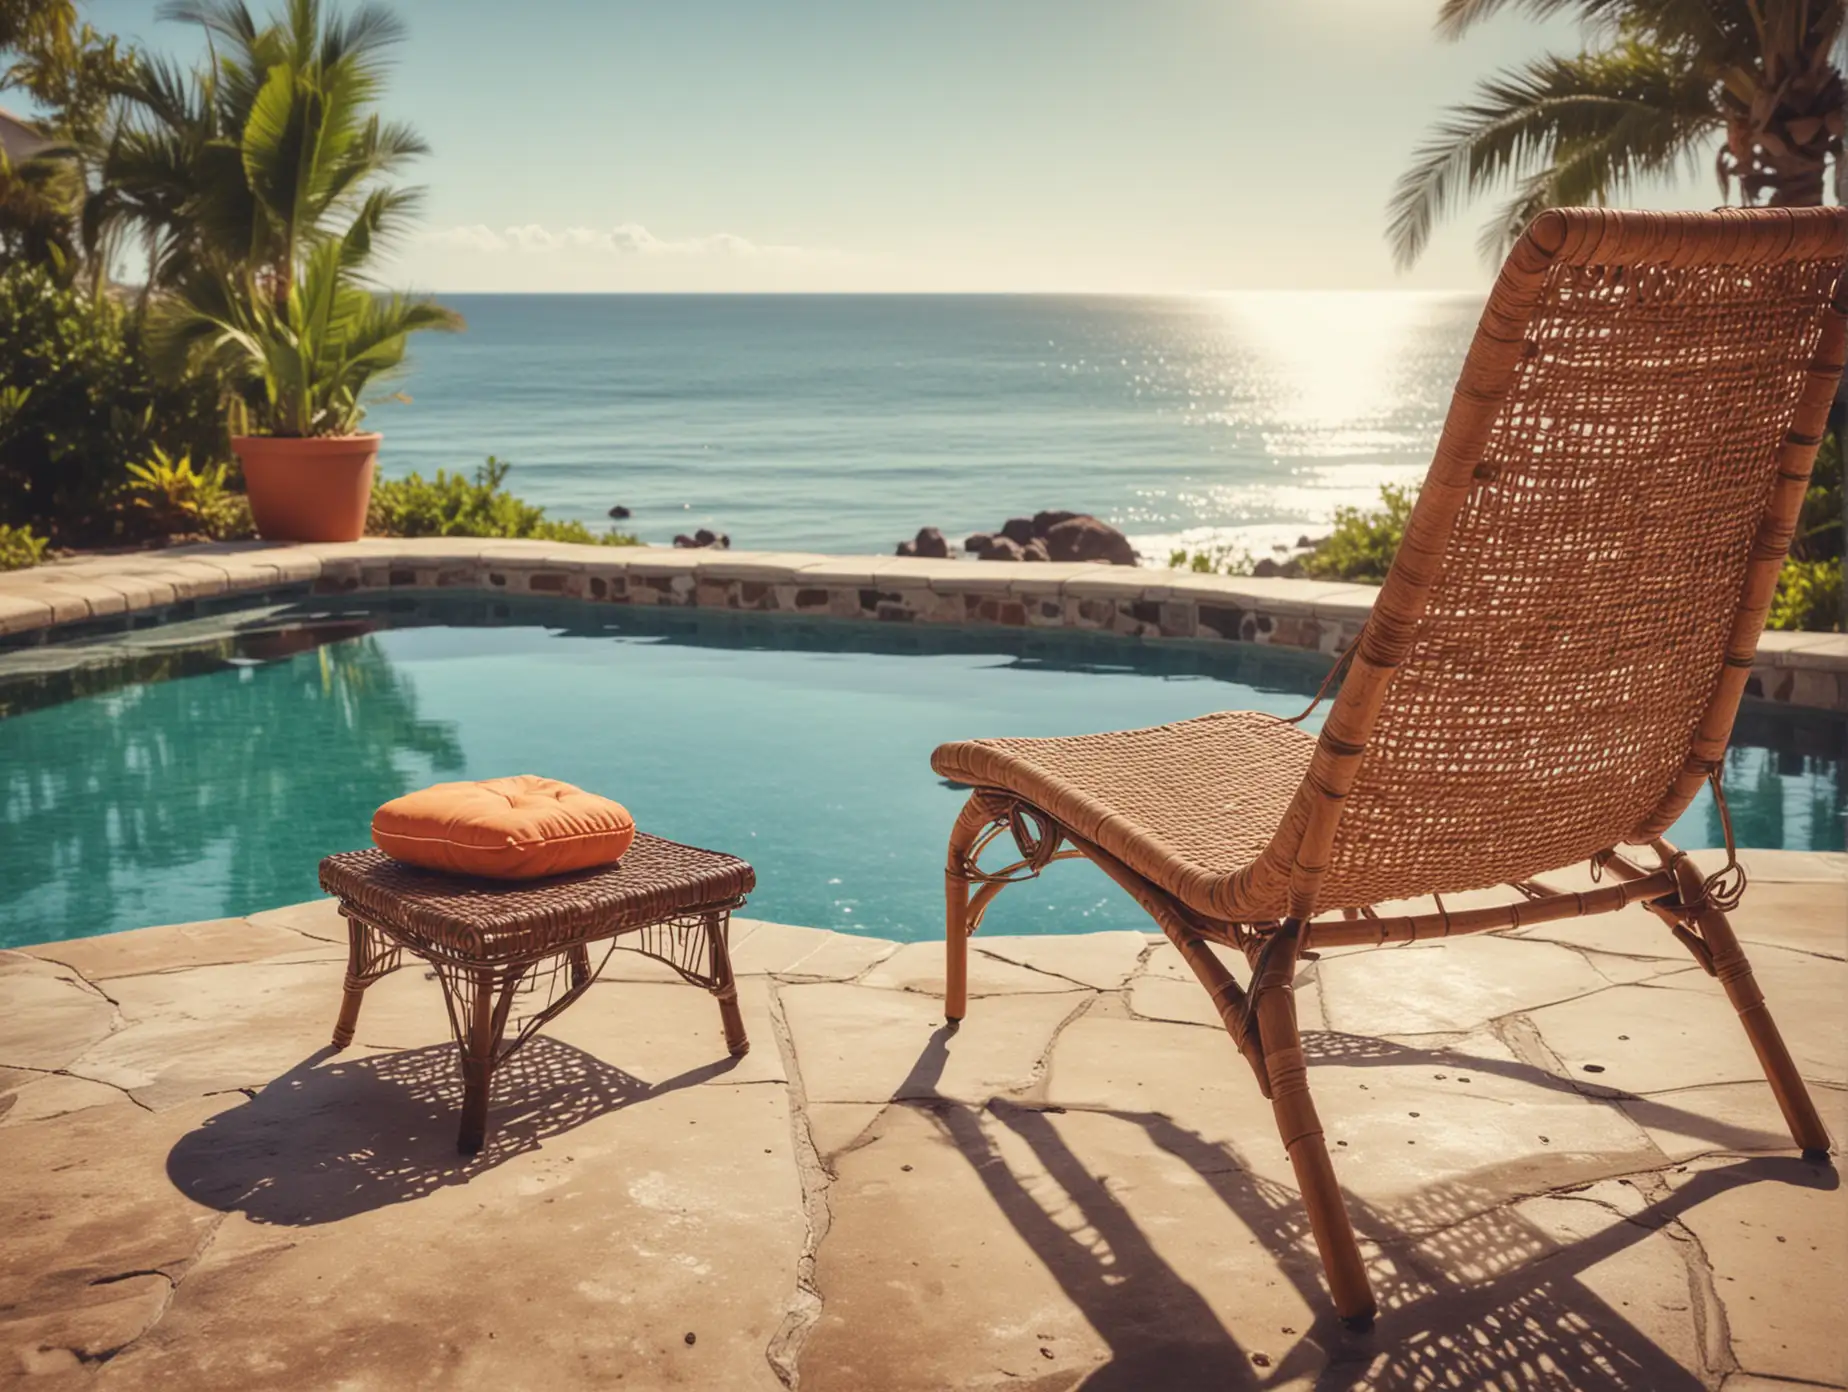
[418,221,829,261]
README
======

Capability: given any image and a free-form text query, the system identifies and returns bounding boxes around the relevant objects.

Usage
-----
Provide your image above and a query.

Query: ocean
[377,293,1482,560]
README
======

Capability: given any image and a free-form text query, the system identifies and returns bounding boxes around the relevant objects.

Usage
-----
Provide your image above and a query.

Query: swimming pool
[1,595,1841,949]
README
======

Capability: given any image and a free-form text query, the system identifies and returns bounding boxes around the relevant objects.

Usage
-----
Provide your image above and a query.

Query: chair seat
[931,710,1314,919]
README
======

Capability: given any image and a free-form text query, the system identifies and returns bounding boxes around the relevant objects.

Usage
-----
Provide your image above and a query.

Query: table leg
[705,912,749,1057]
[331,913,401,1050]
[455,966,527,1155]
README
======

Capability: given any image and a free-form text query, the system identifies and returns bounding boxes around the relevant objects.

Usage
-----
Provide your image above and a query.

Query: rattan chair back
[1231,208,1848,919]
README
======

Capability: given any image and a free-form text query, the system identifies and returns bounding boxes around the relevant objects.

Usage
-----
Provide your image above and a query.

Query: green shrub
[1771,429,1843,632]
[0,521,49,570]
[0,264,223,543]
[368,457,640,546]
[124,446,252,541]
[1769,558,1842,633]
[1299,482,1418,583]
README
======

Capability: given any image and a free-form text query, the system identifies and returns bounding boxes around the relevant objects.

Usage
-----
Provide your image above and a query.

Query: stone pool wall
[3,537,1847,712]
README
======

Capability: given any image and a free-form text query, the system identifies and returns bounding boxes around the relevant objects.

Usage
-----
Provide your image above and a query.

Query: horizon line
[386,286,1491,298]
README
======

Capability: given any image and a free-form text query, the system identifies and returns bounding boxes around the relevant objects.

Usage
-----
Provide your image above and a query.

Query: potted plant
[161,243,460,541]
[123,0,461,542]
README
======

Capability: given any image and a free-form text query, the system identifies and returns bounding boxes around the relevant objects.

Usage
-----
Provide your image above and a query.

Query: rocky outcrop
[673,529,730,549]
[958,512,1137,565]
[895,527,950,559]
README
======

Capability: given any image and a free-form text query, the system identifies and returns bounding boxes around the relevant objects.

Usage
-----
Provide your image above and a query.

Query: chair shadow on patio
[900,1024,1837,1391]
[1297,1027,1821,1156]
[165,1035,740,1226]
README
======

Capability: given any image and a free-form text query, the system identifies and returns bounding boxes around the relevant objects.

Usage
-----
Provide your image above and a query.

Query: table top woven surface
[319,834,756,956]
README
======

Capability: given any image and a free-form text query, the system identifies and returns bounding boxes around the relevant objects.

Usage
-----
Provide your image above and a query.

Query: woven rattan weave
[319,835,755,1152]
[933,208,1848,1330]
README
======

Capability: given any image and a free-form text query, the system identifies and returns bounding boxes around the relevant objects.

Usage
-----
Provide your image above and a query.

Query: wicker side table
[319,835,756,1153]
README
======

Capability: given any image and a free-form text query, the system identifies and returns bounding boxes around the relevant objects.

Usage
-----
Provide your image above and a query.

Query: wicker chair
[932,207,1847,1330]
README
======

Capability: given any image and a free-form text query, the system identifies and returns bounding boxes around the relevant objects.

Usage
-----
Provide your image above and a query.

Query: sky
[69,0,1725,294]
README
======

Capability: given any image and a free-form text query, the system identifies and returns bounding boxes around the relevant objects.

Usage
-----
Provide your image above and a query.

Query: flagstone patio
[2,848,1843,1390]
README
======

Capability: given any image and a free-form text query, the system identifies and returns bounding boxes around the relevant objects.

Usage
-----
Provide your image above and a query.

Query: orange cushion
[371,775,636,880]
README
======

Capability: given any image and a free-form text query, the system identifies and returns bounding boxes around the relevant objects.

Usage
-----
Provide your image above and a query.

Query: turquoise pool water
[0,597,1841,949]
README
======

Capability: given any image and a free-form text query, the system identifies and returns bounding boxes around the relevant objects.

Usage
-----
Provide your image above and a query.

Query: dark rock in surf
[1043,515,1136,566]
[1000,517,1037,546]
[1031,509,1080,536]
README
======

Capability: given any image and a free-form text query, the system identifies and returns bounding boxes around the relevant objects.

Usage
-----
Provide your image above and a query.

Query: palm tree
[2,0,134,284]
[98,0,427,306]
[98,0,458,437]
[1388,0,1845,269]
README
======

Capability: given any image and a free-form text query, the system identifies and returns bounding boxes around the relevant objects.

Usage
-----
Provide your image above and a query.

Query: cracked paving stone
[1046,1016,1661,1228]
[22,917,312,981]
[0,1067,127,1127]
[858,941,1079,996]
[0,1096,227,1378]
[1620,1081,1848,1163]
[965,931,1152,992]
[1722,881,1848,961]
[544,976,788,1087]
[1527,958,1844,1097]
[778,982,1089,1105]
[1129,969,1324,1031]
[94,1081,803,1390]
[67,959,447,1111]
[727,919,899,980]
[1317,935,1611,1037]
[800,1100,1325,1392]
[0,952,118,1073]
[1667,1156,1847,1386]
[1350,1179,1712,1389]
[242,899,346,944]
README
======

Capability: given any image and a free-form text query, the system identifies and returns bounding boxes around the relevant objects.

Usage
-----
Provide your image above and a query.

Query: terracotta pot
[232,433,381,543]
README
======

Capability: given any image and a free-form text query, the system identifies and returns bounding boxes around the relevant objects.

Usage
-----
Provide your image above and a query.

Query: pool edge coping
[2,539,1845,712]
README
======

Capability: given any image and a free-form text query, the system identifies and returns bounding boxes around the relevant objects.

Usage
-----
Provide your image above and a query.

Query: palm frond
[1385,41,1719,268]
[1436,0,1751,49]
[319,2,407,71]
[157,1,260,49]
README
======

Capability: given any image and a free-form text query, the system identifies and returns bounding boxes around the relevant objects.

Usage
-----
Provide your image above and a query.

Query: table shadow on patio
[163,1036,741,1225]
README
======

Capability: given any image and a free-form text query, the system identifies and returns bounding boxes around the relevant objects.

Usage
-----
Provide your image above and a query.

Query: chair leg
[1695,904,1833,1159]
[331,914,400,1050]
[1252,928,1377,1328]
[944,797,989,1023]
[705,912,750,1057]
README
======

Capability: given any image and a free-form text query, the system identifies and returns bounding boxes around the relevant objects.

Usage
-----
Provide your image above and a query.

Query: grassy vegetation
[367,458,640,546]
